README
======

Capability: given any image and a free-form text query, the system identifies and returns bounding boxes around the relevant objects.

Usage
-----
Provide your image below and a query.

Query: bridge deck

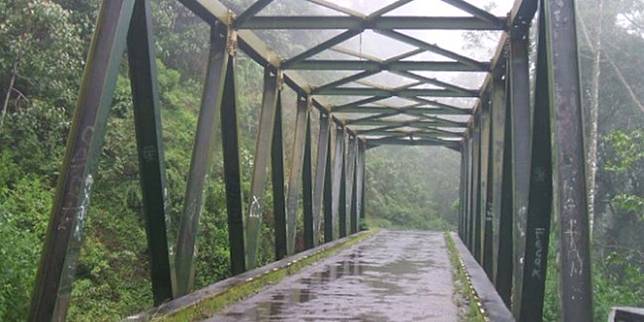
[207,231,459,322]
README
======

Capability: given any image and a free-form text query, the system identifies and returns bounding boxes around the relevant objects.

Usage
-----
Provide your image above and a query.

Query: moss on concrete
[154,230,377,322]
[444,232,487,322]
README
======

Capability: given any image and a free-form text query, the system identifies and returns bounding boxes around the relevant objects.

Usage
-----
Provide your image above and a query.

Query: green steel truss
[29,1,593,322]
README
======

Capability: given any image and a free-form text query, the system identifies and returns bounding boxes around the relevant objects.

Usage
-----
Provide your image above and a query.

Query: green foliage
[365,146,459,231]
[0,176,51,321]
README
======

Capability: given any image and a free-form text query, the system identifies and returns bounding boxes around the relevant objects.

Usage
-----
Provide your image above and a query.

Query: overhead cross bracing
[179,0,516,150]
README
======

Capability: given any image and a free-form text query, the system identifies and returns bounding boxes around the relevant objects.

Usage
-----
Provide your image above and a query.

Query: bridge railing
[457,1,593,321]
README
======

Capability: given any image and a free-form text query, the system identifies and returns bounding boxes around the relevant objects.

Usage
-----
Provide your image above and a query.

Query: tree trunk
[0,61,18,130]
[587,0,604,237]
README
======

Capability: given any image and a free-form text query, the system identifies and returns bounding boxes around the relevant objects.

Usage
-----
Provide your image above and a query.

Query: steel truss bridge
[28,0,597,321]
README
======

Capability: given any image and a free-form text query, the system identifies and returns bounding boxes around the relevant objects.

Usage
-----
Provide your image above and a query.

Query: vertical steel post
[355,141,366,231]
[459,146,466,238]
[332,127,346,238]
[219,51,245,275]
[465,134,474,248]
[472,116,482,259]
[350,155,359,234]
[246,68,280,268]
[29,2,135,320]
[285,95,310,255]
[345,135,358,235]
[175,24,230,296]
[518,8,553,321]
[490,69,507,286]
[271,93,287,259]
[312,113,332,245]
[509,30,532,317]
[479,94,492,271]
[543,0,593,319]
[483,98,495,277]
[302,113,314,249]
[127,0,172,305]
[496,63,514,306]
[338,132,348,238]
[323,127,334,243]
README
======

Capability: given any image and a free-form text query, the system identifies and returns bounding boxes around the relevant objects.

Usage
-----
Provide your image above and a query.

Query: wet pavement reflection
[206,231,457,322]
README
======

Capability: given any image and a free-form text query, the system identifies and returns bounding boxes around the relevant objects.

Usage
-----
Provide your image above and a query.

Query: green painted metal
[350,162,359,234]
[393,70,479,96]
[345,136,358,235]
[466,125,476,251]
[478,95,492,275]
[323,127,334,243]
[219,52,246,275]
[285,96,311,255]
[366,138,458,149]
[489,71,507,286]
[294,59,489,72]
[233,0,274,27]
[283,30,362,67]
[458,145,466,238]
[349,119,468,128]
[440,0,504,27]
[127,0,173,305]
[315,87,477,98]
[518,9,552,321]
[338,139,348,238]
[543,0,593,319]
[238,16,506,30]
[496,65,514,306]
[472,115,482,260]
[271,93,287,260]
[28,2,135,320]
[331,127,346,239]
[289,60,489,72]
[509,34,532,318]
[358,141,366,222]
[360,130,462,140]
[174,24,229,296]
[303,113,315,249]
[334,106,469,115]
[313,113,332,243]
[377,29,489,70]
[466,134,475,250]
[314,70,379,95]
[246,68,280,269]
[353,141,365,232]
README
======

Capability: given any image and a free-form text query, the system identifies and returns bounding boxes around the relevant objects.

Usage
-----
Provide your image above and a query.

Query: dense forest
[0,0,642,321]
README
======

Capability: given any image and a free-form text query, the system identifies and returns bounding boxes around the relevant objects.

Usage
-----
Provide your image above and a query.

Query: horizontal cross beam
[351,119,468,128]
[237,16,507,30]
[289,60,489,72]
[315,87,478,97]
[365,137,460,149]
[361,130,463,139]
[333,106,471,115]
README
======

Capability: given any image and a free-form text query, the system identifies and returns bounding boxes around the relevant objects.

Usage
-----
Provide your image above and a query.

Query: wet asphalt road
[206,230,457,322]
